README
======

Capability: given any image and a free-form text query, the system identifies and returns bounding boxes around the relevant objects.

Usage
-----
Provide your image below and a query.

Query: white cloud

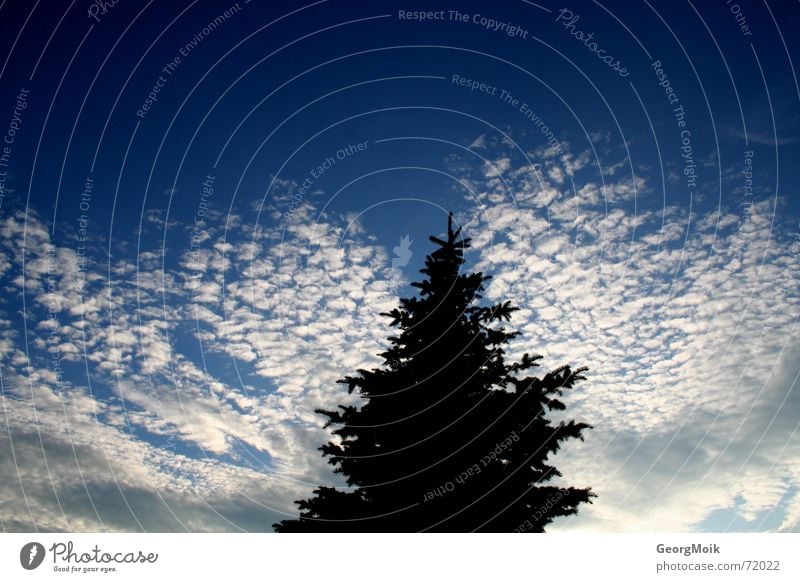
[451,144,800,532]
[1,135,797,532]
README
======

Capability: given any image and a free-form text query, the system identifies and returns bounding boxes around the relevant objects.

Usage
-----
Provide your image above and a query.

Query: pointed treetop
[428,212,470,251]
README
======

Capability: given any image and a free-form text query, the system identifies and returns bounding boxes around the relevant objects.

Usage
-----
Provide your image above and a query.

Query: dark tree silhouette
[276,214,593,532]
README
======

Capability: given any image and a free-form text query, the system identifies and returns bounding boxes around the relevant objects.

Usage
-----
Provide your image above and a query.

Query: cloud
[1,133,797,532]
[0,202,403,530]
[0,368,300,531]
[733,129,799,147]
[449,139,800,531]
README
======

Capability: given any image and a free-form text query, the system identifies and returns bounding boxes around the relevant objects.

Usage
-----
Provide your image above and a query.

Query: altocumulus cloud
[454,135,800,532]
[0,199,400,531]
[1,134,798,531]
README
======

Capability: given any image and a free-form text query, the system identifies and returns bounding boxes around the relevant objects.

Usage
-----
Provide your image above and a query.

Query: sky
[0,0,798,532]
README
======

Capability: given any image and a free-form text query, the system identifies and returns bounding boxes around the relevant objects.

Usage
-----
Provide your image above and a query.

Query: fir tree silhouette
[275,213,593,532]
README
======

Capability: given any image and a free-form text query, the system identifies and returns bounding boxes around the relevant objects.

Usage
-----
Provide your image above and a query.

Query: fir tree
[275,214,593,532]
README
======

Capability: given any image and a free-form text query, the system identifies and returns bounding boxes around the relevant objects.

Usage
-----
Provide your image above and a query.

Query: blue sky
[0,0,799,532]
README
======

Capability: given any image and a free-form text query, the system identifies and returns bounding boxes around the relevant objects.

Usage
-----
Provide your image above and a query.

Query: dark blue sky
[1,0,798,532]
[2,0,797,254]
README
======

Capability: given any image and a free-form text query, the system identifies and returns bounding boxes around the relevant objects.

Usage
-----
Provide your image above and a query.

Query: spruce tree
[275,214,593,532]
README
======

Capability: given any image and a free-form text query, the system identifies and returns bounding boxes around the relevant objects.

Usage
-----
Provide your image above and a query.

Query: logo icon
[20,542,45,570]
[392,234,413,269]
